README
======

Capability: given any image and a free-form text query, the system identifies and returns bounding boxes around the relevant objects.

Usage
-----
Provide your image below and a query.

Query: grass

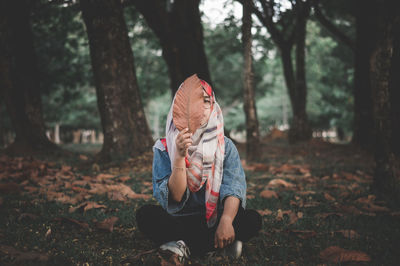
[1,139,399,265]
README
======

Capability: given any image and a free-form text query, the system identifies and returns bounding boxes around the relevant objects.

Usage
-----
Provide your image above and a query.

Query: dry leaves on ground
[319,246,371,263]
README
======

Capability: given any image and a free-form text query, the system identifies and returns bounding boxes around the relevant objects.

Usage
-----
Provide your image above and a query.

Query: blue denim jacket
[152,137,246,216]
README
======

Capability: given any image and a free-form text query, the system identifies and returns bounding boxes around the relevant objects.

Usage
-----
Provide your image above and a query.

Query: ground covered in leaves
[1,138,399,265]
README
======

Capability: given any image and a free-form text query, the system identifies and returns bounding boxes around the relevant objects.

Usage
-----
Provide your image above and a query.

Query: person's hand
[214,216,235,249]
[175,128,192,158]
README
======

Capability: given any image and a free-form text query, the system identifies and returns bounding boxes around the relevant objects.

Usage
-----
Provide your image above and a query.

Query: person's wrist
[220,215,233,225]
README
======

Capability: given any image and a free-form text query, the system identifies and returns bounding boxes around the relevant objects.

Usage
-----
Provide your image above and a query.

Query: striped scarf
[166,80,225,228]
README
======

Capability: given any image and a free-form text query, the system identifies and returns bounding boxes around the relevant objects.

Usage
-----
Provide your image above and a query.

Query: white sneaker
[221,240,243,259]
[159,240,190,263]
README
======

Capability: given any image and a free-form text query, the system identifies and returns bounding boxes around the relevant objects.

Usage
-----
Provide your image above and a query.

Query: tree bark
[242,0,260,162]
[352,0,376,149]
[0,0,59,155]
[288,1,312,143]
[80,0,153,162]
[370,0,400,202]
[132,0,212,95]
[389,23,400,156]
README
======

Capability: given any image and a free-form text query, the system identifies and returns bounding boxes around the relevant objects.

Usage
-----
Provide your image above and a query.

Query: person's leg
[232,207,262,242]
[135,204,185,245]
[175,214,215,256]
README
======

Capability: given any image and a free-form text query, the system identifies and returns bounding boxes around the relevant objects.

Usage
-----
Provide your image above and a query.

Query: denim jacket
[152,136,246,217]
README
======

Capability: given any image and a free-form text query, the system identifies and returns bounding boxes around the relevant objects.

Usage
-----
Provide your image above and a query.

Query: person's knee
[135,204,159,231]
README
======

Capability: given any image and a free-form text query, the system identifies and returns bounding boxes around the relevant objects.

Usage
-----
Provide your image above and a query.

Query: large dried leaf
[172,74,204,133]
[266,179,295,188]
[319,246,371,263]
[259,190,279,199]
[96,216,119,232]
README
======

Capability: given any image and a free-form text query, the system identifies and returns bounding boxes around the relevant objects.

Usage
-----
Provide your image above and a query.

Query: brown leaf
[266,179,295,188]
[69,201,107,213]
[289,230,317,239]
[172,74,204,133]
[324,193,335,201]
[315,212,344,219]
[0,182,20,193]
[362,203,390,212]
[45,228,51,238]
[319,246,371,263]
[259,190,279,199]
[96,173,115,181]
[257,209,273,216]
[296,191,316,195]
[335,230,360,239]
[79,154,88,161]
[96,216,119,232]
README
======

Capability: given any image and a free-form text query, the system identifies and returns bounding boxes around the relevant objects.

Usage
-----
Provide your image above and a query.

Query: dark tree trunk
[352,0,376,149]
[80,0,153,162]
[288,1,312,143]
[132,0,212,95]
[389,24,400,156]
[370,0,400,202]
[0,0,59,155]
[242,0,260,162]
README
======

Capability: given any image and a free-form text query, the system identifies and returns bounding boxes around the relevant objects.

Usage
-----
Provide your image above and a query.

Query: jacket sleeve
[219,138,247,209]
[152,143,190,214]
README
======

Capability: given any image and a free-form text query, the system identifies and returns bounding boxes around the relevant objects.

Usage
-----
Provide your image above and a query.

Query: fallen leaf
[319,246,371,263]
[96,216,119,232]
[335,230,359,239]
[324,193,335,201]
[266,179,295,188]
[296,191,316,195]
[289,230,317,239]
[362,203,390,212]
[259,190,279,199]
[96,173,115,181]
[0,182,20,193]
[315,212,344,219]
[45,228,51,238]
[69,201,107,213]
[79,154,88,161]
[257,209,273,216]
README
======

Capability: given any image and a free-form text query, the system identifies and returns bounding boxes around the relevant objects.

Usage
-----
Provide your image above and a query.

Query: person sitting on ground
[135,74,262,262]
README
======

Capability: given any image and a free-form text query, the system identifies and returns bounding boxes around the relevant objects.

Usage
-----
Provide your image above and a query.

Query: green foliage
[306,21,354,132]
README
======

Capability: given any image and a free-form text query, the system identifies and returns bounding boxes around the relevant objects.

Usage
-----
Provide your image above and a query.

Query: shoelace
[176,241,190,258]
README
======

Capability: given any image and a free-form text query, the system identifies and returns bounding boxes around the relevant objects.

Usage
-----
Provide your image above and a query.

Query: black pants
[135,204,262,256]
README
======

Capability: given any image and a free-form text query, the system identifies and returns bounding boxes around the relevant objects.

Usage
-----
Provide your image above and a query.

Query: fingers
[176,128,192,152]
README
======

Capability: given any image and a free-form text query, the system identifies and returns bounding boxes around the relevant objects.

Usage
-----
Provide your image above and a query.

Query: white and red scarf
[165,80,225,227]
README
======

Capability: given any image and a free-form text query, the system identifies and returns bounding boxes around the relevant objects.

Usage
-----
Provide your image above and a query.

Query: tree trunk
[389,24,400,156]
[352,0,376,149]
[132,0,212,95]
[370,0,400,202]
[288,1,312,143]
[81,0,153,162]
[0,0,59,155]
[242,0,260,162]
